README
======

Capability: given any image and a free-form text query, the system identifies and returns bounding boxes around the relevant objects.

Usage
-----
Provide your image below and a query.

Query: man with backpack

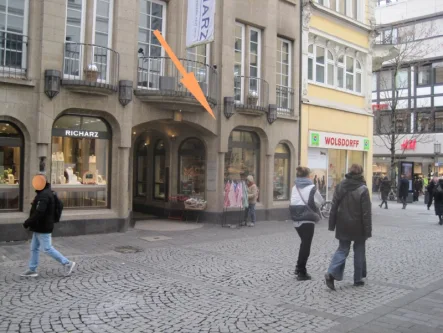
[21,174,75,277]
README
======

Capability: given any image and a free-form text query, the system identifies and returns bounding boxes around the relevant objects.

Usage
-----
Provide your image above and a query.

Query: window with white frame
[276,38,292,110]
[308,44,363,94]
[137,0,166,89]
[64,0,114,82]
[234,23,262,104]
[0,0,29,72]
[314,0,363,22]
[186,44,209,84]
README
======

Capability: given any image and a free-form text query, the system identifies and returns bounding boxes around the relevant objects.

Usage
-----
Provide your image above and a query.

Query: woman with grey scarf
[289,167,325,281]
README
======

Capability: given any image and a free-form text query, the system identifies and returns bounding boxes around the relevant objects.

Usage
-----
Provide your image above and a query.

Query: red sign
[325,137,360,148]
[372,104,389,111]
[401,139,416,150]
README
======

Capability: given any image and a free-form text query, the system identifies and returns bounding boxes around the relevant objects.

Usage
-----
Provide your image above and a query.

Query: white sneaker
[20,270,38,277]
[64,261,76,276]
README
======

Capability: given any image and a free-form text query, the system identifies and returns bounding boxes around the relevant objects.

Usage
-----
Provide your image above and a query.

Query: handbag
[295,185,321,222]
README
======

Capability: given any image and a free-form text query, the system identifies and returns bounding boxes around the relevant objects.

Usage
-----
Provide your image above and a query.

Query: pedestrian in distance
[289,166,324,281]
[433,177,443,226]
[427,176,437,210]
[244,175,258,227]
[379,176,391,209]
[325,164,371,290]
[399,174,409,209]
[21,174,75,278]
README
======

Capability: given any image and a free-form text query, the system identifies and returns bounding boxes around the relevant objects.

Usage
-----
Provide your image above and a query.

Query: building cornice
[303,97,373,117]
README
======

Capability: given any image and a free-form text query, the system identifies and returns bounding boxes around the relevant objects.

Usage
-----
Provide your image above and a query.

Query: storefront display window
[327,149,347,200]
[348,151,364,169]
[136,140,149,197]
[154,140,165,200]
[179,138,206,198]
[308,148,328,198]
[274,143,290,200]
[51,115,110,208]
[0,122,22,211]
[225,130,260,185]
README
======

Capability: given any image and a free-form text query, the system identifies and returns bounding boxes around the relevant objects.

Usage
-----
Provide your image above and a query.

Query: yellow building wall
[300,104,374,193]
[310,15,369,49]
[308,85,366,109]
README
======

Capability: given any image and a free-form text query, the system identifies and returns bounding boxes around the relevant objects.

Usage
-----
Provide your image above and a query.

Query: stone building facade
[0,0,301,241]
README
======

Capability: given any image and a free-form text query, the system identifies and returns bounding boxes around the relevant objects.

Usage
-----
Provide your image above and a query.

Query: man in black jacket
[325,164,372,290]
[427,176,437,210]
[21,174,75,278]
[399,174,410,209]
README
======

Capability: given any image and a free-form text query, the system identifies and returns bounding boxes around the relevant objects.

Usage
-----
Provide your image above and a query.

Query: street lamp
[434,142,441,176]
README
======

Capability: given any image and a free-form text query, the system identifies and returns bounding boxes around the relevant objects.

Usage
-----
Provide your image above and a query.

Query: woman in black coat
[433,178,443,225]
[379,177,391,209]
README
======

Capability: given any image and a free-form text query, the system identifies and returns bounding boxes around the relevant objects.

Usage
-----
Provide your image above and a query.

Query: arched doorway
[0,122,24,211]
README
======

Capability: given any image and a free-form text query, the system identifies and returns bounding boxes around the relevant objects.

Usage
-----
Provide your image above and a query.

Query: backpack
[52,191,63,223]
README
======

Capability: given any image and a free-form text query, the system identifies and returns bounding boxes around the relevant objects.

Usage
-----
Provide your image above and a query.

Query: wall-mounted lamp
[224,97,235,119]
[44,70,61,99]
[119,80,133,107]
[267,104,277,124]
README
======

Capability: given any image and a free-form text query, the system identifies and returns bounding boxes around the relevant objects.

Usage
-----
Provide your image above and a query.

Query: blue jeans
[244,204,256,223]
[328,240,366,283]
[29,233,70,272]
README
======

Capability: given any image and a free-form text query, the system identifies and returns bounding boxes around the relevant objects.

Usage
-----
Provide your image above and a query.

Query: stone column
[264,153,274,215]
[118,146,130,231]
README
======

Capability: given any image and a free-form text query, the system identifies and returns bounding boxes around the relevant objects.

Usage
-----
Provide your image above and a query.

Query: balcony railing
[63,42,119,91]
[136,57,218,105]
[276,85,294,116]
[234,76,269,112]
[0,32,28,79]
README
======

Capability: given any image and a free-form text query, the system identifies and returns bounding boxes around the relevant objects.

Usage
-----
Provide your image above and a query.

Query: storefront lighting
[44,70,61,99]
[118,80,133,107]
[223,97,235,119]
[267,104,277,124]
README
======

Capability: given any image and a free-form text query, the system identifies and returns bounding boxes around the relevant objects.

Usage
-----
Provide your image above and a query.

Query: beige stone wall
[0,0,302,227]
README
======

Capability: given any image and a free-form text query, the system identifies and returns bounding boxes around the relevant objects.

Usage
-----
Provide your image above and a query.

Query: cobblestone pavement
[1,198,443,333]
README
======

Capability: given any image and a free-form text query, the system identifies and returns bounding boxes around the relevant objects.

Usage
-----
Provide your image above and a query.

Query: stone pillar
[264,153,274,214]
[37,143,49,174]
[118,147,130,231]
[217,152,225,214]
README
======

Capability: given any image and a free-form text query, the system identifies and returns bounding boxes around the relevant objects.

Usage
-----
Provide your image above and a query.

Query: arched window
[135,139,149,197]
[179,138,206,198]
[327,50,335,86]
[274,143,290,201]
[51,115,111,208]
[225,130,260,185]
[356,60,362,93]
[308,45,336,87]
[153,140,166,200]
[0,122,23,211]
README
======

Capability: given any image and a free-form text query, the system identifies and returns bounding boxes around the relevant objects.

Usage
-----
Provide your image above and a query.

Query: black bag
[53,192,63,223]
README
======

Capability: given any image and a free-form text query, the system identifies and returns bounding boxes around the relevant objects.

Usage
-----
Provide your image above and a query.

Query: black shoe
[296,273,312,281]
[354,281,365,287]
[384,206,388,209]
[379,204,382,208]
[428,207,430,210]
[325,273,336,291]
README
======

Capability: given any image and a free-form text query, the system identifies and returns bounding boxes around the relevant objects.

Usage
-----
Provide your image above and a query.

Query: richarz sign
[186,0,215,48]
[309,131,370,152]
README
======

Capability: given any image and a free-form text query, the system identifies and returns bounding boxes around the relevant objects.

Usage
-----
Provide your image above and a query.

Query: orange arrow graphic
[154,30,216,119]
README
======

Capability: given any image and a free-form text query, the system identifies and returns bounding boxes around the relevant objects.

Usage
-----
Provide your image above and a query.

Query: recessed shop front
[308,131,370,200]
[51,115,111,209]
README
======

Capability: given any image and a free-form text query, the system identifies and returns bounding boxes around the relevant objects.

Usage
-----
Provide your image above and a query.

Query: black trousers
[400,196,407,207]
[295,223,315,274]
[380,199,388,208]
[428,194,433,209]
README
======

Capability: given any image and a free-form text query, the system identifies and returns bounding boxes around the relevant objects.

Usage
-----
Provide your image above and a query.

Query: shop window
[225,130,260,186]
[327,149,347,200]
[273,143,290,201]
[51,115,110,208]
[136,139,149,197]
[153,140,165,200]
[0,122,22,211]
[179,138,205,198]
[348,151,364,169]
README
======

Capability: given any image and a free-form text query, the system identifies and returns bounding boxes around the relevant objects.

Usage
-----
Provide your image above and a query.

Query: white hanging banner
[186,0,215,48]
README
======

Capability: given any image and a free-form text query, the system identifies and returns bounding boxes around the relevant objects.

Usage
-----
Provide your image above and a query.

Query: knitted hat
[246,175,254,183]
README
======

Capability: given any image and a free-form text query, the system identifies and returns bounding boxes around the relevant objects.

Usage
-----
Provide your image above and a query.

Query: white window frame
[308,44,334,88]
[248,27,262,98]
[92,0,114,83]
[0,0,29,74]
[234,22,245,104]
[64,0,86,80]
[137,0,167,90]
[276,37,292,111]
[186,43,210,86]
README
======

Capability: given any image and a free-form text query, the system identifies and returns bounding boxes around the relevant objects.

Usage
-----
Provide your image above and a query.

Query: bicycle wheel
[321,201,332,219]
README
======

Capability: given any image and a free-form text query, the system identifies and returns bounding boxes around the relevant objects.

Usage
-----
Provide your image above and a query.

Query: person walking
[21,174,76,277]
[399,174,409,209]
[379,176,391,209]
[324,164,371,290]
[427,176,437,210]
[289,166,324,281]
[244,175,258,227]
[433,177,443,225]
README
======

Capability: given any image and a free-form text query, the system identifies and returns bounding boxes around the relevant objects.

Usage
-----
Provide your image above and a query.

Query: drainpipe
[297,2,303,166]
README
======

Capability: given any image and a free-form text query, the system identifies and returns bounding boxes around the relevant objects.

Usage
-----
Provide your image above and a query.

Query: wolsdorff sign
[309,131,370,152]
